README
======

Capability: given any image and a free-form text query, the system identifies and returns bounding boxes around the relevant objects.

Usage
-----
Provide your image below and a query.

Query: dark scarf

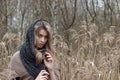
[20,19,47,78]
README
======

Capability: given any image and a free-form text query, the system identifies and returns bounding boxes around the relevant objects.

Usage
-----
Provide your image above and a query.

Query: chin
[36,45,45,49]
[38,46,42,49]
[38,45,44,49]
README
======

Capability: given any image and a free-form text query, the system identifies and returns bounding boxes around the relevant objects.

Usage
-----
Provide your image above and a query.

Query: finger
[45,52,52,56]
[44,54,52,60]
[41,72,49,76]
[47,57,53,61]
[43,72,49,76]
[44,57,53,62]
[39,70,49,76]
[45,53,52,58]
[41,70,47,72]
[36,70,49,80]
[41,75,48,80]
[46,55,52,59]
[40,70,47,74]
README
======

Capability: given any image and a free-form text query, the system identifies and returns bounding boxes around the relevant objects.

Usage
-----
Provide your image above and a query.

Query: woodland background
[0,0,120,80]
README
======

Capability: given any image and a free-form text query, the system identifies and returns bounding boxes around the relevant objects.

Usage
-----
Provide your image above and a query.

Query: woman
[8,19,59,80]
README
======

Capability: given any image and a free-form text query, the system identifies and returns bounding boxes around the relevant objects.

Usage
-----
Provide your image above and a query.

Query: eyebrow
[39,33,48,37]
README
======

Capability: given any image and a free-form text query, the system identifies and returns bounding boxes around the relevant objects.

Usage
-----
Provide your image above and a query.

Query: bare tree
[0,0,17,39]
[58,0,77,30]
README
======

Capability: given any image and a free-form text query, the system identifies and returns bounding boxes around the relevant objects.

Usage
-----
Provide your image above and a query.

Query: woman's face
[35,29,48,48]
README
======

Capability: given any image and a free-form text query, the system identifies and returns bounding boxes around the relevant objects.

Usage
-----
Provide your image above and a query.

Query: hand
[44,51,54,71]
[35,70,49,80]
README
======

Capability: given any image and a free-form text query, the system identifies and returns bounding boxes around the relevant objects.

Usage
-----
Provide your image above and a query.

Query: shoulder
[12,51,20,60]
[13,51,20,59]
[8,51,25,76]
[9,51,21,66]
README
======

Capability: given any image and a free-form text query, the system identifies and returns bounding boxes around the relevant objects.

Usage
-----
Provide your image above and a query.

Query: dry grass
[0,23,120,80]
[54,23,120,80]
[0,32,22,69]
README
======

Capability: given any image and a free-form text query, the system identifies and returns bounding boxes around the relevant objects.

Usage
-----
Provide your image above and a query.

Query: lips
[39,43,44,47]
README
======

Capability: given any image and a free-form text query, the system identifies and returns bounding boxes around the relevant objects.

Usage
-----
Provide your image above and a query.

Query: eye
[38,34,43,38]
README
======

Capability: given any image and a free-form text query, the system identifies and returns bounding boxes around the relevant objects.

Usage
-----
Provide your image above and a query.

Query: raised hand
[35,70,49,80]
[44,51,54,71]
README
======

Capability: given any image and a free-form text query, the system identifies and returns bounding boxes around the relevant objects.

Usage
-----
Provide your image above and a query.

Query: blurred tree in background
[0,0,119,43]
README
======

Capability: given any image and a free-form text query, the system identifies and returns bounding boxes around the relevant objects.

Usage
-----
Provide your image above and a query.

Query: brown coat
[8,51,60,80]
[8,51,34,80]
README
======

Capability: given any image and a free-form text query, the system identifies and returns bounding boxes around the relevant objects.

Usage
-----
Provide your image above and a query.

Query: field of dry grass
[0,23,120,80]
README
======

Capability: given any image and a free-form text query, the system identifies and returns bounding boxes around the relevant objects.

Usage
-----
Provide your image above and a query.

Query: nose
[41,37,45,43]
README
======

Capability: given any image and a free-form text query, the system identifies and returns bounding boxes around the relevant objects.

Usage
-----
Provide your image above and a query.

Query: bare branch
[69,0,77,27]
[85,0,93,18]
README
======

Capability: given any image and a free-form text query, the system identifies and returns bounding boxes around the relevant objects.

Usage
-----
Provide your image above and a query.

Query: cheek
[36,38,40,43]
[45,39,48,43]
[34,36,38,45]
[45,40,48,44]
